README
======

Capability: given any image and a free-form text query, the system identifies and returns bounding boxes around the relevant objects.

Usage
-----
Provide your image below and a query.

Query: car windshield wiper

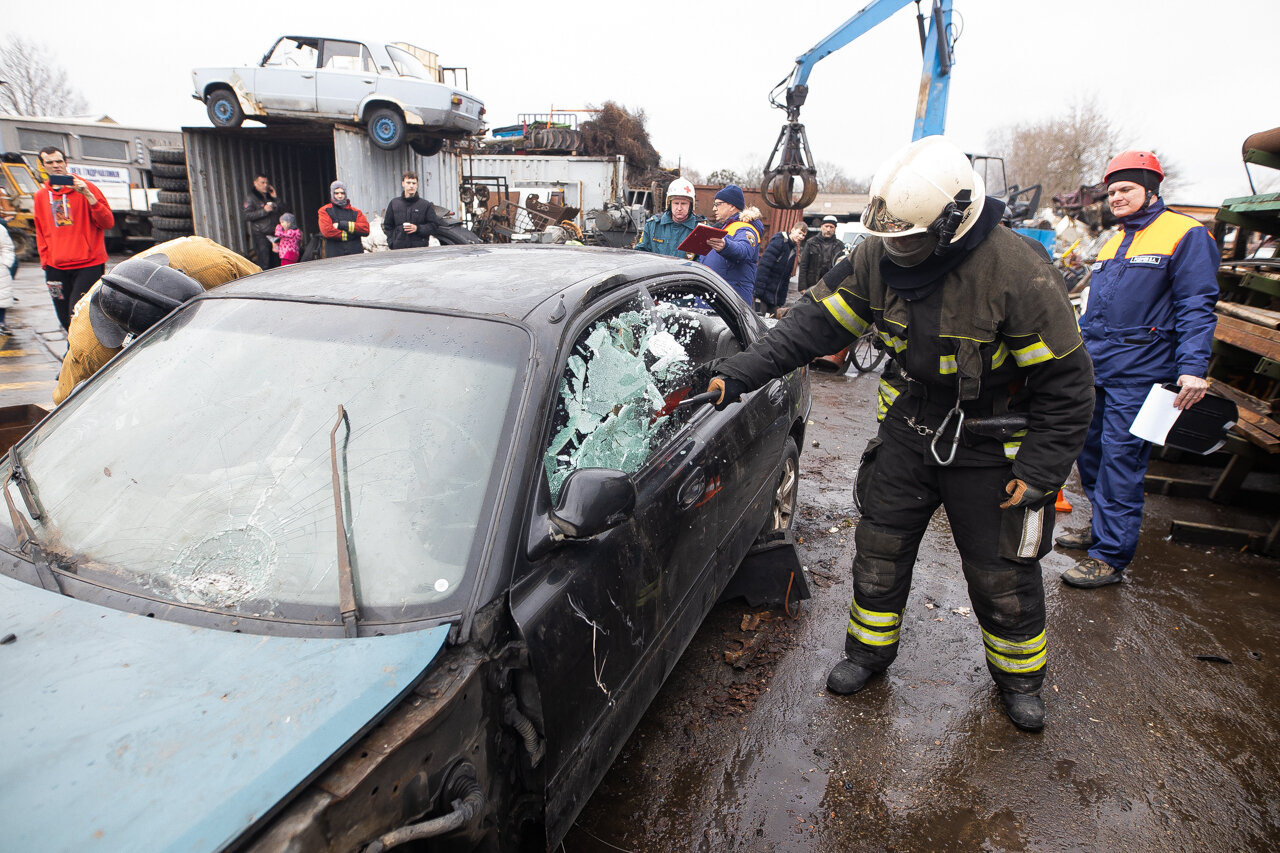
[8,445,45,521]
[4,446,62,594]
[329,405,360,637]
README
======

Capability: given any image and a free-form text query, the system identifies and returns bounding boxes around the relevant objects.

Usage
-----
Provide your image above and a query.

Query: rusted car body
[192,36,484,153]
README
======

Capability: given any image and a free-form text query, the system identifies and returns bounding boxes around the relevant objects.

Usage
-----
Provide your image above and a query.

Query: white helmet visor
[862,196,929,236]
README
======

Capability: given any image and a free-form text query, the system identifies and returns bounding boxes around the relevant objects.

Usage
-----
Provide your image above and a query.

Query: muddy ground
[4,259,1276,851]
[566,367,1280,852]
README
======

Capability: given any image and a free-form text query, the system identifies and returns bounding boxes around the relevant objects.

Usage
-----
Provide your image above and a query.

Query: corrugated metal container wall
[691,184,801,248]
[333,126,460,223]
[459,155,625,224]
[184,127,335,258]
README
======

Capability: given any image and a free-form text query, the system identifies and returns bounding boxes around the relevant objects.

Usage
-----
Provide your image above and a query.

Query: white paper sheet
[1129,383,1180,445]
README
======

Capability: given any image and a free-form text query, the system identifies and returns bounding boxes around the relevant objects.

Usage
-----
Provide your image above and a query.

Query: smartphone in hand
[49,175,75,186]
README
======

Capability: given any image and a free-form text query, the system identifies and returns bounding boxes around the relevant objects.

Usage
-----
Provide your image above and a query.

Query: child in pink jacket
[274,213,302,265]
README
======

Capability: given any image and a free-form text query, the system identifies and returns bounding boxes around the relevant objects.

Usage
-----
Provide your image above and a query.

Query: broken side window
[265,38,319,68]
[543,286,745,503]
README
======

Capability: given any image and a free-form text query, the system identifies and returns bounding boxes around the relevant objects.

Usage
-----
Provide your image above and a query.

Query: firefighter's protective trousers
[850,416,1049,694]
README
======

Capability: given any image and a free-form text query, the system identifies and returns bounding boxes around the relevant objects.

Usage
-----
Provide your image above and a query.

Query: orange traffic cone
[1054,489,1073,513]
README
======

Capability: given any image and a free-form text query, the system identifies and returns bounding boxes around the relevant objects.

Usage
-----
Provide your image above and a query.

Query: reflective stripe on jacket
[1080,201,1218,386]
[717,227,1094,491]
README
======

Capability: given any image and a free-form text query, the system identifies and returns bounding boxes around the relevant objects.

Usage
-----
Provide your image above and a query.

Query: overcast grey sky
[9,0,1276,204]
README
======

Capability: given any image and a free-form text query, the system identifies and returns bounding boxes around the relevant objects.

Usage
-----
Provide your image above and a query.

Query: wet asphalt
[568,367,1280,852]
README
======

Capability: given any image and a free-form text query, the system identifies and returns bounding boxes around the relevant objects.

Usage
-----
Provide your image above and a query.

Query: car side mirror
[549,468,635,540]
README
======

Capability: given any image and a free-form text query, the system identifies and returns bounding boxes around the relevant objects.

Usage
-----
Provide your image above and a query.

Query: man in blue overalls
[1059,151,1219,588]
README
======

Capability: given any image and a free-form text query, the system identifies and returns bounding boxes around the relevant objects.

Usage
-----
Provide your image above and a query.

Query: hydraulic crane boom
[761,0,957,210]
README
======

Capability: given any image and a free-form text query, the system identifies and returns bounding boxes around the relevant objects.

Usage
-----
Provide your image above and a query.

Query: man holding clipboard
[682,184,764,305]
[1059,151,1219,589]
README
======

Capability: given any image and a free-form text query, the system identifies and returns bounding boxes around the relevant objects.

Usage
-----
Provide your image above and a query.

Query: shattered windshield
[544,291,741,501]
[8,299,526,626]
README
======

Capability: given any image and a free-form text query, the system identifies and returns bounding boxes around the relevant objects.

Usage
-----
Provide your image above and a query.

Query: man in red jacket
[34,146,114,330]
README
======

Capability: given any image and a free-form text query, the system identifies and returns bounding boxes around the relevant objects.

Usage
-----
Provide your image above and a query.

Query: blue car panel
[0,572,448,852]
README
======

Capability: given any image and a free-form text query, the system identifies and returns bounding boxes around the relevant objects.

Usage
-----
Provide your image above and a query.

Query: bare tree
[706,169,743,186]
[986,99,1122,202]
[0,35,88,116]
[816,160,871,194]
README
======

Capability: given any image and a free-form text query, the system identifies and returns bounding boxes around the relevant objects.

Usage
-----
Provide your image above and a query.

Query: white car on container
[192,36,485,154]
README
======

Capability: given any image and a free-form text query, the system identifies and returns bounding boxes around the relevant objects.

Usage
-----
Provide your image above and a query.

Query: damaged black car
[0,245,810,852]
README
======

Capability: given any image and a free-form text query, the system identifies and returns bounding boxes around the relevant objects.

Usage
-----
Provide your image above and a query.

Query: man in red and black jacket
[34,146,114,330]
[317,181,369,258]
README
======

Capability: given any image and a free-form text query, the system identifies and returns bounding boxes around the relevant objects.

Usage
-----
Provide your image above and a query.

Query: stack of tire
[148,147,195,244]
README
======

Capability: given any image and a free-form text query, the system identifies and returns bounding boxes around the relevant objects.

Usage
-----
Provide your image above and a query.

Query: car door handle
[766,379,785,406]
[363,79,375,84]
[301,74,314,79]
[676,467,707,510]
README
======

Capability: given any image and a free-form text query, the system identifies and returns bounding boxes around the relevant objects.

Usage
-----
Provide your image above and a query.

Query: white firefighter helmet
[862,136,986,243]
[666,177,696,203]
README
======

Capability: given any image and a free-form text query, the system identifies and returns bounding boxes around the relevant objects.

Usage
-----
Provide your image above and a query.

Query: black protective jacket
[383,194,443,250]
[797,233,844,290]
[718,226,1094,491]
[241,188,279,236]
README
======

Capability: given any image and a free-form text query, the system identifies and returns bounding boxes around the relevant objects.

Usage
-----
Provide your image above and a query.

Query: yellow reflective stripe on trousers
[939,354,957,375]
[847,600,901,647]
[983,628,1047,673]
[991,342,1009,369]
[853,601,899,627]
[983,628,1045,655]
[986,646,1047,673]
[822,293,870,336]
[1011,338,1053,366]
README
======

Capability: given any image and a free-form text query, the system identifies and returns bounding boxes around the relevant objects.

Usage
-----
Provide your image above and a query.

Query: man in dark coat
[241,173,280,269]
[383,171,443,250]
[754,222,807,316]
[797,214,844,293]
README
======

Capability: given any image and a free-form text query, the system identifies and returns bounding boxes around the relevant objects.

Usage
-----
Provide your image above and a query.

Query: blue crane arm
[778,0,954,138]
[790,0,918,89]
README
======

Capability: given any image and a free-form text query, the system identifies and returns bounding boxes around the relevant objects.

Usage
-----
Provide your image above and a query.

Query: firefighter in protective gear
[635,176,704,257]
[708,136,1094,731]
[54,236,260,404]
[1058,151,1217,588]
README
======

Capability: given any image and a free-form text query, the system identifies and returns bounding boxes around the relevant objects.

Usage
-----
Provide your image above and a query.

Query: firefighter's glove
[999,479,1053,510]
[708,376,747,411]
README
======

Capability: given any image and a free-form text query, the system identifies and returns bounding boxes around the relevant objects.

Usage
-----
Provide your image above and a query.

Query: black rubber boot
[826,660,876,695]
[1000,691,1045,732]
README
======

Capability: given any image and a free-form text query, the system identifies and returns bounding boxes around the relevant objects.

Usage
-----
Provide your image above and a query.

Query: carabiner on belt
[930,404,964,466]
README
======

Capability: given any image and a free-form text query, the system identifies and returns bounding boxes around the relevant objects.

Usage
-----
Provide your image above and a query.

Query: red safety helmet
[1103,150,1164,184]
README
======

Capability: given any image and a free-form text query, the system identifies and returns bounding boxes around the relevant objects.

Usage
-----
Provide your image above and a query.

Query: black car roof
[210,245,707,320]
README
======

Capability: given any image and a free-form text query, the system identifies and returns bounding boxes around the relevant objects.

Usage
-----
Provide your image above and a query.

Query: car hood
[0,572,449,852]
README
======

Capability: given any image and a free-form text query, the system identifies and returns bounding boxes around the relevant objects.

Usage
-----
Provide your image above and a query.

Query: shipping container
[183,123,630,258]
